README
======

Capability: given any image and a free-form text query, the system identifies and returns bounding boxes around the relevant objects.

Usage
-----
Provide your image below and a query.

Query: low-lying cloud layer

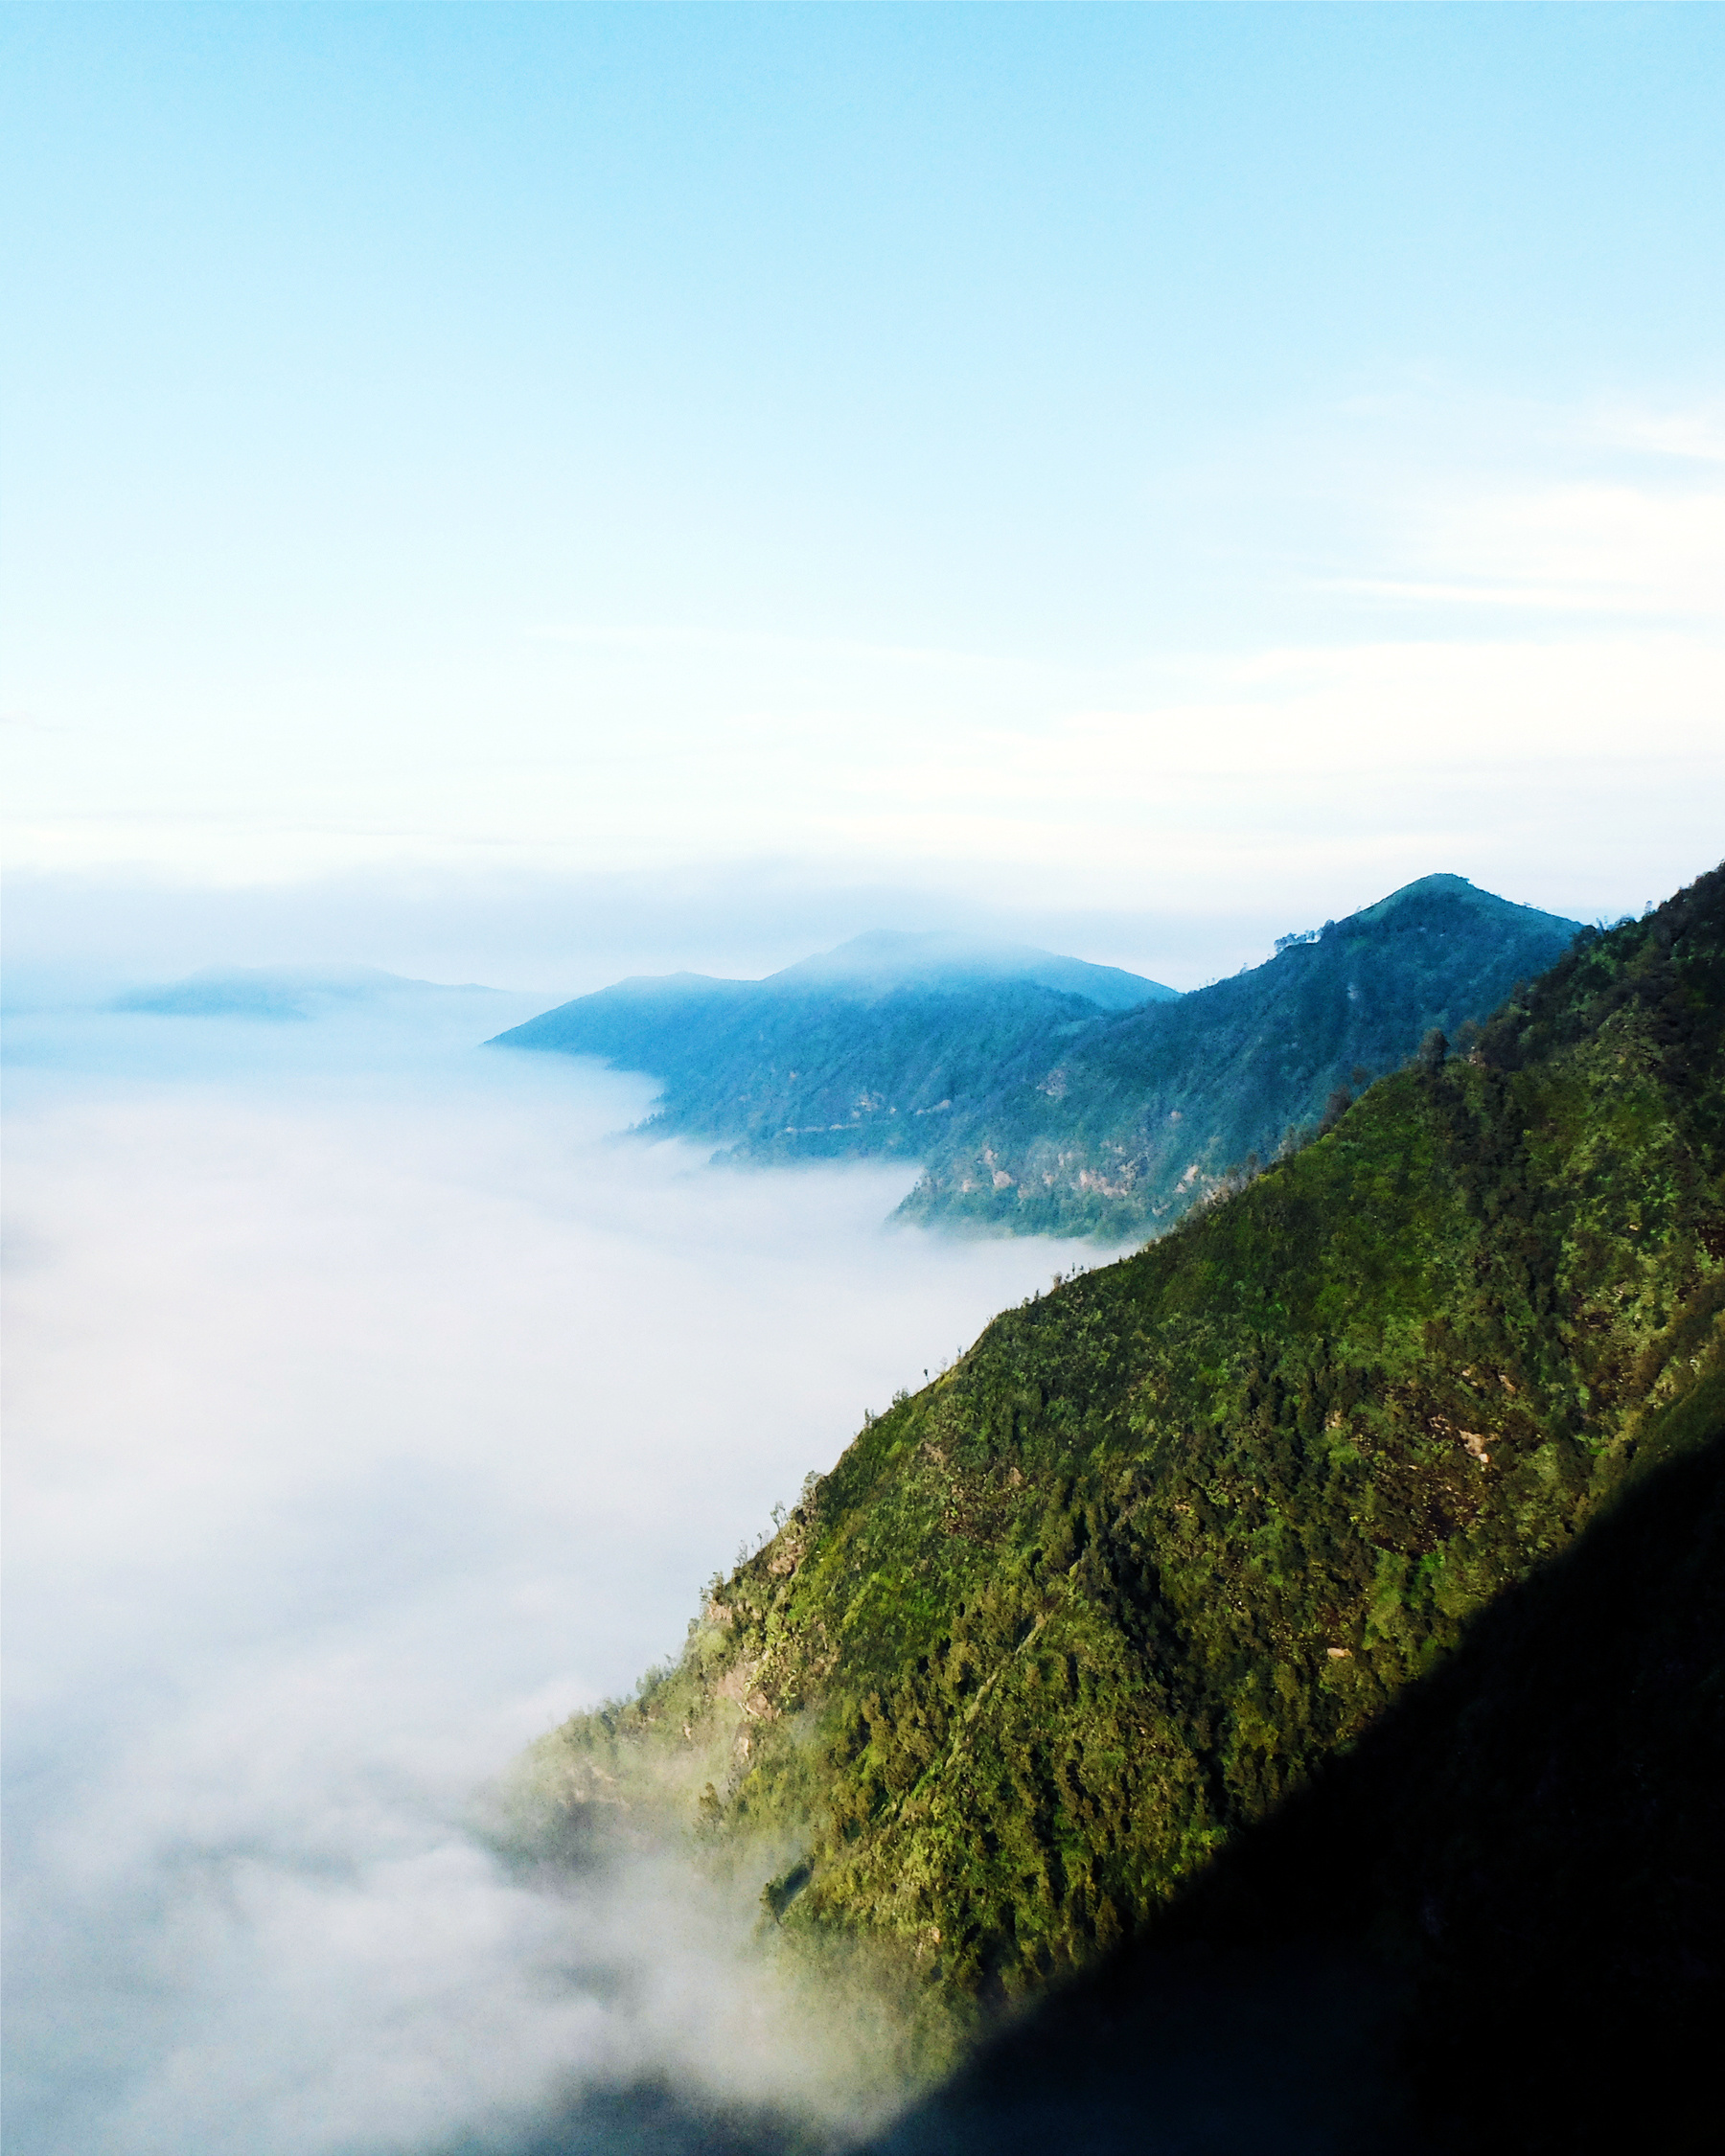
[3,997,1098,2155]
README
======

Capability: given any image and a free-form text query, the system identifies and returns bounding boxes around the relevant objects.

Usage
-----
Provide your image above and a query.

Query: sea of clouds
[2,980,1103,2156]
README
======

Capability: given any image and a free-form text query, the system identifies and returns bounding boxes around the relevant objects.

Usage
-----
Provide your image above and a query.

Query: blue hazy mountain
[489,931,1178,1170]
[762,930,1179,1010]
[111,965,506,1022]
[494,880,1580,1238]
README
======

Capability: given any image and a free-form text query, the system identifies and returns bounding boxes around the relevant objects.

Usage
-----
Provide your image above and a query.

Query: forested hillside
[899,873,1580,1236]
[527,866,1723,2072]
[876,1411,1723,2153]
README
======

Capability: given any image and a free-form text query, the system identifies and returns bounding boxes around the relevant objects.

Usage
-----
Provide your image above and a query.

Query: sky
[3,2,1721,990]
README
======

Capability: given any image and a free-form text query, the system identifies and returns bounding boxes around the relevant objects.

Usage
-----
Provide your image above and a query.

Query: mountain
[519,865,1723,2143]
[110,965,505,1021]
[764,930,1177,1010]
[488,933,1176,1166]
[491,880,1581,1241]
[899,873,1583,1237]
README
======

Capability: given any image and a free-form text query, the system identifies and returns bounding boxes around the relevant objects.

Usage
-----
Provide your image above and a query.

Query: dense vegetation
[881,1408,1724,2153]
[493,879,1578,1240]
[899,873,1580,1236]
[528,866,1722,2063]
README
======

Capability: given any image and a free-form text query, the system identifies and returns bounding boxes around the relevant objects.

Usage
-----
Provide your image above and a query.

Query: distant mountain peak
[110,964,504,1021]
[765,931,1178,1010]
[1349,874,1579,932]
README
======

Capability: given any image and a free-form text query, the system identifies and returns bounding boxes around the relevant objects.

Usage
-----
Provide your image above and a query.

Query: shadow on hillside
[875,1408,1725,2156]
[473,1411,1723,2155]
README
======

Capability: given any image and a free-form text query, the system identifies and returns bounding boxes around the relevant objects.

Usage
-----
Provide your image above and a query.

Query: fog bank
[3,996,1103,2154]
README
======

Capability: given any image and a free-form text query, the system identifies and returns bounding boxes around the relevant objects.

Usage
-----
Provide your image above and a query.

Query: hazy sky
[3,2,1721,970]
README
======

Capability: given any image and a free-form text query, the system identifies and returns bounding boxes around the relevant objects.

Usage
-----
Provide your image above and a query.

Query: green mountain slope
[529,867,1723,2036]
[489,931,1174,1165]
[901,873,1581,1237]
[876,1412,1724,2154]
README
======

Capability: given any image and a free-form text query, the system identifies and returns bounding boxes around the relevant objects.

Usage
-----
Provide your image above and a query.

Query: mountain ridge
[491,875,1582,1240]
[898,872,1582,1235]
[762,930,1178,1011]
[520,864,1723,2123]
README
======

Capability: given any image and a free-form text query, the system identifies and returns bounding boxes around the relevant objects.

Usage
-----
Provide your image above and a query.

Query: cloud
[9,384,1719,902]
[1591,401,1725,467]
[526,620,1019,677]
[5,384,1719,999]
[1330,482,1725,619]
[3,999,1100,2154]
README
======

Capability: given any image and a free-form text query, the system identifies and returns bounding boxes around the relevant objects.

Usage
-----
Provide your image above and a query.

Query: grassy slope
[533,869,1722,2029]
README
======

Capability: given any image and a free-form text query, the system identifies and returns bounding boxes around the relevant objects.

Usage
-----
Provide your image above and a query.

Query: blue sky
[3,3,1721,971]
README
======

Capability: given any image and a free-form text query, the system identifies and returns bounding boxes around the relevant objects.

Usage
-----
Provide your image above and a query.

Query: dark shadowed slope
[473,1428,1722,2152]
[874,1407,1723,2156]
[530,864,1722,2063]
